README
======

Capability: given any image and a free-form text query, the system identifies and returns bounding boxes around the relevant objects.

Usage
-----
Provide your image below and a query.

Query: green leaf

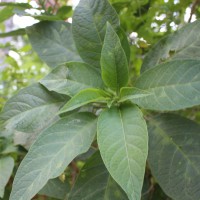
[69,151,128,200]
[119,87,151,102]
[72,0,119,68]
[0,2,31,9]
[10,112,97,200]
[148,114,200,200]
[134,60,200,111]
[59,88,109,114]
[0,156,14,198]
[97,104,148,200]
[0,83,66,133]
[0,6,14,23]
[101,23,129,92]
[40,62,104,97]
[0,28,26,38]
[39,178,70,199]
[141,20,200,73]
[26,21,82,68]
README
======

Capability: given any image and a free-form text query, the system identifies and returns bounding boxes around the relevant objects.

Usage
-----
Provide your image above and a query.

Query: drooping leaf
[0,28,26,38]
[119,87,151,102]
[134,60,200,111]
[0,156,14,198]
[10,112,97,200]
[0,83,66,133]
[69,151,128,200]
[148,114,200,200]
[141,20,200,72]
[97,104,148,200]
[101,23,129,92]
[40,62,104,97]
[26,21,82,68]
[72,0,119,68]
[59,88,109,114]
[38,178,70,199]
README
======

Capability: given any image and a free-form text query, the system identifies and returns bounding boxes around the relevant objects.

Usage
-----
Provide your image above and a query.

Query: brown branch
[188,0,200,23]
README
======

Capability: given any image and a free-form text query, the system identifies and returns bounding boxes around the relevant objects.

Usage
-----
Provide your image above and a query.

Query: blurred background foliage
[0,0,200,199]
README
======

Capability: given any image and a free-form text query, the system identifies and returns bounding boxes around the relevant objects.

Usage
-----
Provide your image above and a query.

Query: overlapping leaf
[141,20,200,72]
[148,114,200,200]
[0,156,14,198]
[26,21,82,68]
[10,112,97,200]
[59,88,109,114]
[97,104,148,200]
[0,83,66,133]
[40,62,104,97]
[101,23,129,92]
[72,0,120,67]
[69,151,128,200]
[134,60,200,111]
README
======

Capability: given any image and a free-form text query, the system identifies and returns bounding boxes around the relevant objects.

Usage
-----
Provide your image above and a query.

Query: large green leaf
[97,104,148,200]
[40,62,104,97]
[59,88,109,114]
[39,178,70,199]
[141,20,200,73]
[10,112,97,200]
[134,60,200,111]
[101,23,129,92]
[0,83,66,133]
[26,21,82,68]
[0,156,14,198]
[72,0,119,68]
[68,151,128,200]
[148,114,200,200]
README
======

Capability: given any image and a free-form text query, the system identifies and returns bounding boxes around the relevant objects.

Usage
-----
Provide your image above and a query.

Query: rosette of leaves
[1,0,200,199]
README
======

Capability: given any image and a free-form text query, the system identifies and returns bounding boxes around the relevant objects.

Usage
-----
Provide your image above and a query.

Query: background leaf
[0,83,66,134]
[26,21,82,68]
[72,0,120,68]
[38,178,70,199]
[69,151,128,200]
[0,156,14,198]
[97,104,148,200]
[148,114,200,200]
[40,62,104,97]
[101,23,129,92]
[10,112,97,200]
[141,20,200,73]
[134,60,200,111]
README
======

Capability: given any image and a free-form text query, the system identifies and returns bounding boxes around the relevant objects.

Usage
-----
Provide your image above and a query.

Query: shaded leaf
[0,156,14,198]
[101,23,129,92]
[39,178,70,199]
[40,62,104,97]
[72,0,119,68]
[59,88,109,114]
[69,151,128,200]
[26,21,82,68]
[0,83,66,133]
[97,104,148,200]
[10,112,97,200]
[141,20,200,72]
[134,60,200,111]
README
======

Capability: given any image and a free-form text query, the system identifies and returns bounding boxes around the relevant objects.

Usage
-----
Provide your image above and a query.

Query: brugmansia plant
[1,0,200,199]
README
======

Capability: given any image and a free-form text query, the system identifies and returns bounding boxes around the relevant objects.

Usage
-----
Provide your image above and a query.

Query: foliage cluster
[0,0,200,200]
